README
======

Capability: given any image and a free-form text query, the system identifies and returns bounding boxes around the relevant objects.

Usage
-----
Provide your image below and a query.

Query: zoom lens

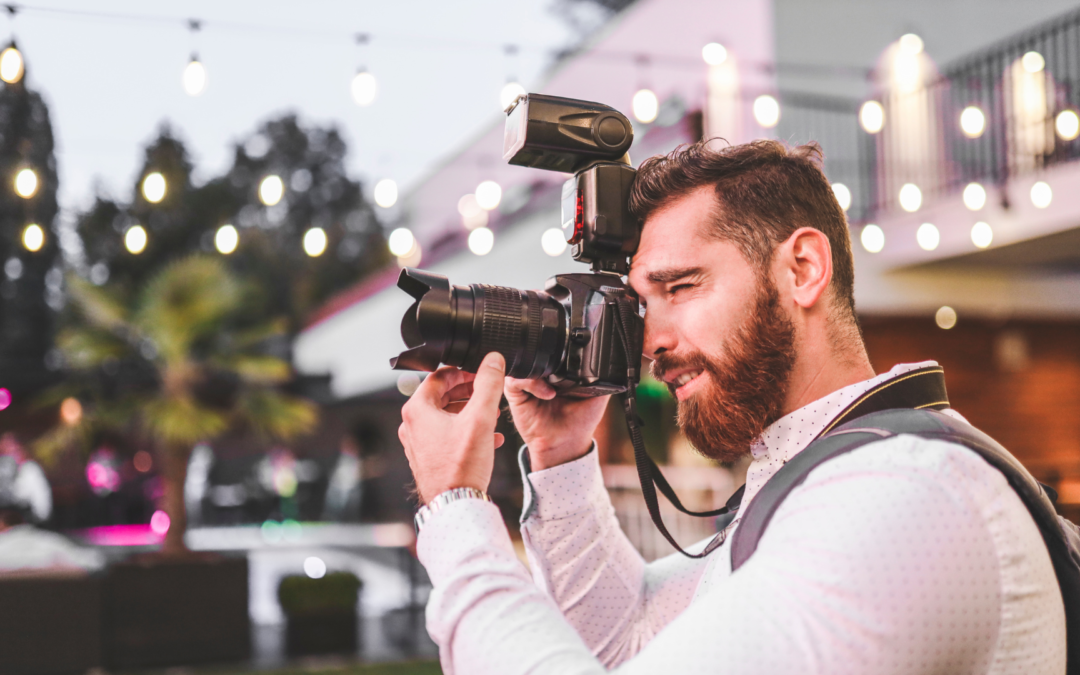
[390,268,566,379]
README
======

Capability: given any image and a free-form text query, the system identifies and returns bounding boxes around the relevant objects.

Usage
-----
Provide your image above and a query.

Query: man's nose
[642,312,676,358]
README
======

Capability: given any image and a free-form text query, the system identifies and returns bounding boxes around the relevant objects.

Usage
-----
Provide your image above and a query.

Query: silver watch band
[414,487,492,534]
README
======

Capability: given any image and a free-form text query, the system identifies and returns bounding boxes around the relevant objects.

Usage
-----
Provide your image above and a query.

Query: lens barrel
[391,268,566,380]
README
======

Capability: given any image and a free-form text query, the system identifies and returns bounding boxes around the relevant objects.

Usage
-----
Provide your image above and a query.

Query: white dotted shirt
[417,361,1066,674]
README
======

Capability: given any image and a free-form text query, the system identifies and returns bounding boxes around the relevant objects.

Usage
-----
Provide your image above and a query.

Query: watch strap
[414,487,492,534]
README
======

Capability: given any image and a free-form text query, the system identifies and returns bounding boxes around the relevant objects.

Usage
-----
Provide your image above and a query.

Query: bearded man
[397,140,1066,674]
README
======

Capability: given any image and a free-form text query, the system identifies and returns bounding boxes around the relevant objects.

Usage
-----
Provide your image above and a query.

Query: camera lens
[391,269,566,379]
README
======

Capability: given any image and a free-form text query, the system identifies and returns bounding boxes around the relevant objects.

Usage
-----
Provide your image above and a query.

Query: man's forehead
[630,189,717,279]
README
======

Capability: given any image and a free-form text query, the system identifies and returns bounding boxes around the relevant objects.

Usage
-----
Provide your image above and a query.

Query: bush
[277,571,362,616]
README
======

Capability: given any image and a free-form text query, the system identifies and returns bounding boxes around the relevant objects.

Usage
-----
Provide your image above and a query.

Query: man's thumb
[464,351,506,418]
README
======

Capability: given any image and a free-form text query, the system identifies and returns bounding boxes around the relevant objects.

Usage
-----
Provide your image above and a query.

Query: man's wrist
[414,487,492,534]
[527,440,594,471]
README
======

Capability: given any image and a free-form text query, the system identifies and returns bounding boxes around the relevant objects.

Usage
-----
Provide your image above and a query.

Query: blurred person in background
[397,140,1065,673]
[0,503,104,572]
[323,434,362,522]
[0,432,52,524]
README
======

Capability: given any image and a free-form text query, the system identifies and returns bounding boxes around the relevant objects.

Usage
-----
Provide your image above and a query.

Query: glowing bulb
[632,88,659,123]
[125,225,148,254]
[142,172,166,203]
[259,175,284,206]
[475,180,502,210]
[303,227,327,257]
[832,183,852,211]
[215,224,238,254]
[971,221,993,248]
[374,178,398,208]
[60,397,82,425]
[899,183,922,212]
[1056,110,1080,141]
[899,33,924,56]
[753,95,780,128]
[0,45,23,84]
[388,227,416,257]
[397,373,421,396]
[304,556,327,579]
[22,224,44,252]
[351,70,377,106]
[468,227,494,255]
[0,388,10,411]
[397,243,421,268]
[541,228,568,257]
[960,106,986,138]
[916,222,940,251]
[150,510,171,535]
[962,182,986,210]
[458,193,487,229]
[860,224,885,253]
[702,42,727,66]
[182,57,207,96]
[935,306,957,330]
[500,81,526,110]
[14,167,37,198]
[859,100,885,134]
[1022,51,1045,74]
[1031,181,1052,208]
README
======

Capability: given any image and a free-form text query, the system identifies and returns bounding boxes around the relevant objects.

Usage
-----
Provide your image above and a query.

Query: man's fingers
[464,352,506,420]
[414,366,476,406]
[494,432,505,449]
[442,382,475,408]
[505,376,557,402]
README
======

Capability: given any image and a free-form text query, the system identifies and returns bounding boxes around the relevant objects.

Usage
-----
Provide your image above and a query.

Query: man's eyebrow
[645,266,705,284]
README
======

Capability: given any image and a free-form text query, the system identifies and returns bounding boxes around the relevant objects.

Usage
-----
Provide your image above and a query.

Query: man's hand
[504,377,609,471]
[399,352,507,505]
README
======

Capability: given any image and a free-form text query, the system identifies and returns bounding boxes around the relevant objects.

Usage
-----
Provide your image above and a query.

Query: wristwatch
[414,487,492,534]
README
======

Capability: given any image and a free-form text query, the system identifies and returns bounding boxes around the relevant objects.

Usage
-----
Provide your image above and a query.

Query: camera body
[390,94,644,397]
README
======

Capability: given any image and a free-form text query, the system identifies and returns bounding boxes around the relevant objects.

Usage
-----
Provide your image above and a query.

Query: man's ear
[776,227,832,310]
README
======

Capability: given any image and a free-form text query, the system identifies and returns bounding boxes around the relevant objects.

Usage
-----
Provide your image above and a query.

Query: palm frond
[66,275,133,333]
[215,354,292,385]
[236,389,318,441]
[56,327,132,369]
[142,395,230,447]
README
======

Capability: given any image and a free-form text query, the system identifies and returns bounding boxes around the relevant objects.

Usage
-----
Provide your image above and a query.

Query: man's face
[628,187,796,462]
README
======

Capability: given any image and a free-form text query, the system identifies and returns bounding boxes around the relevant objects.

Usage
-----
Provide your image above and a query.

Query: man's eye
[669,284,692,295]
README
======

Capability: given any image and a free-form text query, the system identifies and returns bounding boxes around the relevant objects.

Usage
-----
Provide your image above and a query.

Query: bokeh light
[304,556,327,579]
[0,388,10,411]
[150,510,171,535]
[1031,181,1052,208]
[387,227,416,257]
[960,106,986,138]
[475,180,502,210]
[1056,110,1080,141]
[916,222,940,251]
[860,224,885,253]
[303,227,328,257]
[60,397,82,425]
[14,167,38,198]
[753,95,780,128]
[832,183,852,211]
[125,225,148,254]
[374,178,398,208]
[142,172,166,203]
[632,88,659,123]
[133,450,153,473]
[215,224,239,254]
[899,33,924,56]
[1022,51,1045,73]
[182,57,207,96]
[859,100,885,134]
[541,228,568,257]
[396,243,422,268]
[962,182,987,210]
[500,81,526,110]
[259,175,285,206]
[396,373,421,396]
[458,193,488,229]
[702,42,727,66]
[971,221,993,248]
[351,70,377,106]
[935,306,958,330]
[0,45,23,84]
[22,223,44,252]
[468,227,494,255]
[898,183,922,212]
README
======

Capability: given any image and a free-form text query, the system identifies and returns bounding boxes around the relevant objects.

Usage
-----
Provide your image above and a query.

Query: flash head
[503,93,633,173]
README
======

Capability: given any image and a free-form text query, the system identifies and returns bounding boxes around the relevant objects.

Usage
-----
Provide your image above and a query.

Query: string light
[14,167,37,198]
[475,180,502,210]
[458,193,488,230]
[831,183,852,211]
[387,227,415,257]
[1056,110,1080,141]
[935,306,957,330]
[373,178,398,208]
[1031,181,1052,208]
[142,172,166,203]
[60,397,82,425]
[898,183,922,212]
[916,222,940,251]
[860,224,885,253]
[899,33,924,56]
[215,224,238,254]
[0,41,22,84]
[182,20,206,96]
[541,228,567,256]
[962,182,987,210]
[753,95,780,128]
[259,175,284,206]
[971,221,993,248]
[701,42,727,66]
[859,100,884,134]
[468,227,494,255]
[350,33,376,107]
[1022,51,1045,73]
[303,227,327,257]
[22,223,44,251]
[125,224,148,254]
[632,88,658,124]
[960,106,986,138]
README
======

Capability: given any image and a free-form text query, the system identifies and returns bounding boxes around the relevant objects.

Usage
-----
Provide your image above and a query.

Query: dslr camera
[390,94,644,398]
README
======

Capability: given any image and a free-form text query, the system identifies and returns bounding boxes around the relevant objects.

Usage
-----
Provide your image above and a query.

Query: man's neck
[782,340,875,417]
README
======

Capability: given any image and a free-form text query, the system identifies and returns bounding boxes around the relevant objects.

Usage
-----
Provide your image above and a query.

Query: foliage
[278,571,363,616]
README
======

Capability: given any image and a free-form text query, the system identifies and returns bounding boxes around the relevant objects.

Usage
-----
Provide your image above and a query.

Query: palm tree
[37,255,317,555]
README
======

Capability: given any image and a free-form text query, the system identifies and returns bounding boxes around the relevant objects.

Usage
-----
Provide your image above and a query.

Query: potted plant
[278,571,362,656]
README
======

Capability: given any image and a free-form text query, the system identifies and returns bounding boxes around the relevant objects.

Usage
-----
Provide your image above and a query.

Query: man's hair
[629,139,856,320]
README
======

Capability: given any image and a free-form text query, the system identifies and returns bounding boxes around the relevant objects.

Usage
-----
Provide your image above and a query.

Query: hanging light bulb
[832,183,852,211]
[960,106,986,138]
[701,42,727,66]
[22,223,44,252]
[303,227,328,257]
[475,180,502,210]
[1056,110,1080,141]
[753,95,780,128]
[971,222,993,248]
[0,41,23,84]
[468,227,494,255]
[916,222,940,251]
[14,167,37,198]
[351,70,377,106]
[898,183,922,212]
[541,228,567,257]
[962,182,987,210]
[215,224,238,254]
[142,172,166,203]
[182,54,207,96]
[500,81,526,111]
[259,175,284,206]
[125,225,148,254]
[388,227,416,257]
[859,100,885,134]
[632,88,659,124]
[1031,181,1052,208]
[373,178,398,208]
[860,224,885,253]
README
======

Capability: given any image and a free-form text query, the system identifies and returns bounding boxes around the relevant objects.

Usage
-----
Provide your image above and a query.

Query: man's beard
[651,276,797,463]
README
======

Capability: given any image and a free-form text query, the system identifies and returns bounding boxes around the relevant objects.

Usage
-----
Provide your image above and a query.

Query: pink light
[86,463,110,489]
[73,524,163,546]
[150,510,171,536]
[0,388,10,411]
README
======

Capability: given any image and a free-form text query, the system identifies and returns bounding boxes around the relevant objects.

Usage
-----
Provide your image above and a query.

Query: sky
[8,0,594,214]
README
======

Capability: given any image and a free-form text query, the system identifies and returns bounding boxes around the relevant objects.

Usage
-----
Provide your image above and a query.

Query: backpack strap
[729,408,1080,674]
